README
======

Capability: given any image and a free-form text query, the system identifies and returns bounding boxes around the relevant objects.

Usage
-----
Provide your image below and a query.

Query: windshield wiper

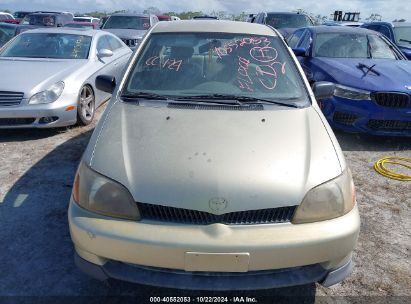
[121,92,170,100]
[176,94,298,108]
[399,39,411,44]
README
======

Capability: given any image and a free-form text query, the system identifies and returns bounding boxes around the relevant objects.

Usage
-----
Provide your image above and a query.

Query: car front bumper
[0,98,77,129]
[321,96,411,136]
[68,199,360,289]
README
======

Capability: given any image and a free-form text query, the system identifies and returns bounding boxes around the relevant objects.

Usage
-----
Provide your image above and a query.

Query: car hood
[312,57,411,92]
[103,28,146,39]
[86,102,342,214]
[0,58,86,97]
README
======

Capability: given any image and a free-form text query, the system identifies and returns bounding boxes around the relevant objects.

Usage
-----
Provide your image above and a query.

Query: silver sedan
[0,28,132,128]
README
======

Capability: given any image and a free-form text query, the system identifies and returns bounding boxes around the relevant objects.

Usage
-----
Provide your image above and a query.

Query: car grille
[137,203,297,225]
[0,118,36,126]
[121,38,138,47]
[333,112,358,125]
[371,92,410,108]
[0,91,24,106]
[367,119,411,131]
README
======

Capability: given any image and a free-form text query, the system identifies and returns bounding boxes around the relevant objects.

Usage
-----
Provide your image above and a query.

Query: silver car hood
[0,58,86,97]
[87,102,342,213]
[103,29,146,39]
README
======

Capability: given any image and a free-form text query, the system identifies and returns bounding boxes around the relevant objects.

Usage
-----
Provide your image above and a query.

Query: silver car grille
[137,203,297,225]
[121,38,138,47]
[0,91,24,106]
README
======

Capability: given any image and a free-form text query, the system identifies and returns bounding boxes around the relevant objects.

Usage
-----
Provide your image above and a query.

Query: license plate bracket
[184,252,250,272]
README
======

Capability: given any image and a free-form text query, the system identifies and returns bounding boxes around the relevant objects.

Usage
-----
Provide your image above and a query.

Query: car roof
[151,20,277,36]
[21,27,99,36]
[307,25,374,34]
[266,12,308,16]
[110,13,150,17]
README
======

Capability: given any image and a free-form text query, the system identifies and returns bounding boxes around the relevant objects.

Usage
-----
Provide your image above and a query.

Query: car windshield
[0,33,92,59]
[266,14,312,29]
[394,26,411,46]
[314,32,398,59]
[0,25,16,46]
[103,16,150,30]
[14,12,29,19]
[28,14,56,26]
[123,32,308,105]
[73,17,92,23]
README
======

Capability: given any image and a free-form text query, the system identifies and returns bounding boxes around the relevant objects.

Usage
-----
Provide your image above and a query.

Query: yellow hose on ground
[374,157,411,181]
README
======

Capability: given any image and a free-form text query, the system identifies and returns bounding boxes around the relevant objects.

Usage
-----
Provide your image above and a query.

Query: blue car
[287,26,411,136]
[360,22,411,60]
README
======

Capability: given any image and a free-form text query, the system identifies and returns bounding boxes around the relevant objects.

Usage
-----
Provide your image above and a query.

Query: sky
[0,0,408,21]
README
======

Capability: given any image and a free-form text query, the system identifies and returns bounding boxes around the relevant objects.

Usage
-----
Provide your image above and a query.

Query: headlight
[334,84,371,100]
[72,162,140,220]
[292,169,356,224]
[29,81,65,104]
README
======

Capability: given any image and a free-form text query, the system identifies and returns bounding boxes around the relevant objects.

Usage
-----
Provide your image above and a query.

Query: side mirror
[96,75,116,94]
[292,48,307,57]
[97,49,113,58]
[312,81,335,100]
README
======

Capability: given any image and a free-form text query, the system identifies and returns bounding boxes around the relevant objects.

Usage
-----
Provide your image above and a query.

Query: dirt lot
[0,105,410,303]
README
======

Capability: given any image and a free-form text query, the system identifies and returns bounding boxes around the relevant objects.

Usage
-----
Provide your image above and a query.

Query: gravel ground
[0,105,410,303]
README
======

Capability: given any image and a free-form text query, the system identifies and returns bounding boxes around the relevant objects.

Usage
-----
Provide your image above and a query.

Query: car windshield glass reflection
[314,33,398,59]
[124,32,308,105]
[266,14,311,29]
[103,16,150,30]
[0,25,15,45]
[394,27,411,46]
[0,33,92,59]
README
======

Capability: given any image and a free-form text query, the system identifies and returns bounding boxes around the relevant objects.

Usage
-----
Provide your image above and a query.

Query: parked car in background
[69,20,360,290]
[102,13,158,49]
[0,28,132,128]
[322,21,363,27]
[0,23,37,48]
[192,15,218,20]
[360,22,411,59]
[13,11,32,22]
[65,22,100,29]
[157,15,172,21]
[23,12,73,27]
[170,16,180,21]
[99,16,109,28]
[0,12,14,21]
[288,26,411,136]
[251,12,314,38]
[73,16,100,23]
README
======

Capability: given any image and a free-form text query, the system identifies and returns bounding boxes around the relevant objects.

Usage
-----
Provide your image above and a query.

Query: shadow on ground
[334,130,411,152]
[0,129,318,302]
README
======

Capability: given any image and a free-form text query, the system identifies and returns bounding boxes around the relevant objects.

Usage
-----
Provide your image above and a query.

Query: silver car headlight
[334,84,371,100]
[29,81,65,104]
[72,162,140,221]
[292,169,356,224]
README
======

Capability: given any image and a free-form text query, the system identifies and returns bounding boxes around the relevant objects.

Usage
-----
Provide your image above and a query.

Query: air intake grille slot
[0,118,36,126]
[367,119,411,131]
[333,112,358,125]
[0,91,24,106]
[137,203,297,225]
[168,103,264,111]
[371,92,410,108]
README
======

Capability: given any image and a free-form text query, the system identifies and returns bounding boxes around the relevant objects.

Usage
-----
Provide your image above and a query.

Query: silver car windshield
[103,16,150,30]
[0,33,92,59]
[124,32,309,104]
[314,32,399,59]
[393,27,411,46]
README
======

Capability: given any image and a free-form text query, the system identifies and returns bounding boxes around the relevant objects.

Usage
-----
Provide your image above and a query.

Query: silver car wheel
[77,85,95,126]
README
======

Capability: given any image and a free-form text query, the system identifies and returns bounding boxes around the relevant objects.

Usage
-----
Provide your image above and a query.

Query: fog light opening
[39,116,58,124]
